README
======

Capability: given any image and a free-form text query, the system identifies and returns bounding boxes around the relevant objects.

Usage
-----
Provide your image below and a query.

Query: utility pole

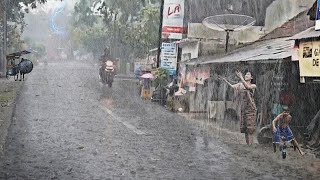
[157,0,164,68]
[0,0,7,77]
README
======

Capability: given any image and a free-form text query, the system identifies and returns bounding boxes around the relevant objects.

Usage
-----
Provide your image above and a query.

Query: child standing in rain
[220,70,257,145]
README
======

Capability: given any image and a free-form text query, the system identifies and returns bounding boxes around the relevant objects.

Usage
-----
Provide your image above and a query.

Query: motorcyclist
[99,47,115,82]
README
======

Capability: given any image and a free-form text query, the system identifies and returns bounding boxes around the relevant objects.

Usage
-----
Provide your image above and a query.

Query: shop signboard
[299,41,320,77]
[162,0,187,39]
[161,42,178,75]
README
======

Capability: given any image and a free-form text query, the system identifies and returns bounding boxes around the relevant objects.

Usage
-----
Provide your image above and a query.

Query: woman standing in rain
[220,70,257,145]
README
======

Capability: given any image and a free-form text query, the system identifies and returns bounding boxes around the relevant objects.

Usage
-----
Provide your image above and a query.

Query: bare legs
[292,139,304,155]
[245,133,254,145]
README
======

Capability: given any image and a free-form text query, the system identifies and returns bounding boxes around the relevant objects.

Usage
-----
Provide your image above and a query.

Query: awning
[185,37,294,65]
[176,39,199,47]
[290,27,320,40]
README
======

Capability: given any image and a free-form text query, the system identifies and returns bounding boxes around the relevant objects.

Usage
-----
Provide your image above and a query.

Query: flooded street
[1,0,320,179]
[0,61,319,179]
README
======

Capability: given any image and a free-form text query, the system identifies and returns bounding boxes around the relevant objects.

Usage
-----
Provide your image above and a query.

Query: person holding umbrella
[140,72,154,100]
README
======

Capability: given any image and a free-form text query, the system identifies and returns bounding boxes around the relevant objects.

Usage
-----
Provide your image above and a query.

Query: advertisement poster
[299,41,320,77]
[160,42,178,75]
[185,66,210,85]
[162,0,187,39]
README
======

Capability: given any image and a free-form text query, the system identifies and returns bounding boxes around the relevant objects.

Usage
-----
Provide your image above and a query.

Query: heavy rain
[0,0,320,179]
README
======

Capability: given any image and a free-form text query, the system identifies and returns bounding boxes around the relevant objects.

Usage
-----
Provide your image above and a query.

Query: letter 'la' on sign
[168,4,181,17]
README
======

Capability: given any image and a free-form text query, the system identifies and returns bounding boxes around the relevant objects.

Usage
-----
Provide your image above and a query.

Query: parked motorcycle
[151,81,178,106]
[151,86,168,106]
[257,124,274,144]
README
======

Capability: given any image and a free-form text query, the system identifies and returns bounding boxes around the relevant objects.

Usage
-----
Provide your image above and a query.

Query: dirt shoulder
[179,113,320,178]
[0,78,23,155]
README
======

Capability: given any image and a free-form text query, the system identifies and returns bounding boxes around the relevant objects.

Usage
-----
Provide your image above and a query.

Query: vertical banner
[162,0,187,39]
[299,41,320,77]
[161,42,178,75]
[316,0,320,30]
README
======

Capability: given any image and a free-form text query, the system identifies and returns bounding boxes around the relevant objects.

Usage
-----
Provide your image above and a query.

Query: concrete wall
[185,1,315,56]
[187,0,314,43]
[187,23,265,55]
[188,23,264,43]
[189,0,276,26]
[265,0,315,32]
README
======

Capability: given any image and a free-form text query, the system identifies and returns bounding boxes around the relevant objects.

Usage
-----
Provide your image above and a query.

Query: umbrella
[6,50,31,58]
[141,73,154,79]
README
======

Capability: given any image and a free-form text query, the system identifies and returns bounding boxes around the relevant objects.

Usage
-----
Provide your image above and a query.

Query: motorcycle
[151,86,168,106]
[100,60,115,88]
[257,124,274,144]
[151,81,178,106]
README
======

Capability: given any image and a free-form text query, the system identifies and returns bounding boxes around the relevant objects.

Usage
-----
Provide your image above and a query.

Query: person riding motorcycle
[99,48,115,86]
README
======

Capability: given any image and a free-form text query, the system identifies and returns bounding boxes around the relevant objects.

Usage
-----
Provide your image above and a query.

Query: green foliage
[91,0,160,59]
[7,25,23,51]
[73,0,97,27]
[71,26,109,58]
[122,6,160,57]
[153,68,169,87]
[70,0,104,58]
[22,37,46,59]
[3,0,50,30]
[69,0,160,59]
[167,97,175,111]
[32,43,46,58]
[0,0,51,53]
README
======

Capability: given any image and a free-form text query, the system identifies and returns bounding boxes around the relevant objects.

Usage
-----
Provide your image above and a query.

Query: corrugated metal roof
[291,27,320,40]
[188,37,294,65]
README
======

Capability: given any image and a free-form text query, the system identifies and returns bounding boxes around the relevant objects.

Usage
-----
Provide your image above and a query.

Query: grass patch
[0,88,17,106]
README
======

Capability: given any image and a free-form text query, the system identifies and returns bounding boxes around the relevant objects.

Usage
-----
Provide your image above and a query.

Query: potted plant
[151,68,169,106]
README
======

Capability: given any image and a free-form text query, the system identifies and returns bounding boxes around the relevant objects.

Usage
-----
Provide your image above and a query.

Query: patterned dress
[234,83,257,134]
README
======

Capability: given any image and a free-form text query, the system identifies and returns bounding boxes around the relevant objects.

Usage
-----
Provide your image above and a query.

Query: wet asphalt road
[0,61,319,180]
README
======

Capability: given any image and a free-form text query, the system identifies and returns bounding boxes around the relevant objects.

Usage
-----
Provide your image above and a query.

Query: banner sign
[161,42,178,75]
[162,0,187,39]
[316,0,320,30]
[299,41,320,77]
[185,66,210,85]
